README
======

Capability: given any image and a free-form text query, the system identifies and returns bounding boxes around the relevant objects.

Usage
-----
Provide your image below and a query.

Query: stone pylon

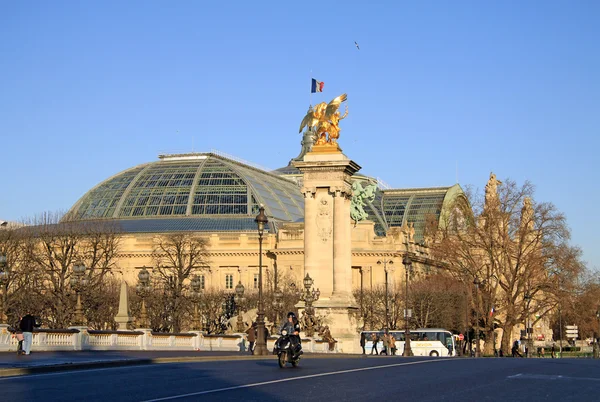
[115,281,133,330]
[293,145,361,353]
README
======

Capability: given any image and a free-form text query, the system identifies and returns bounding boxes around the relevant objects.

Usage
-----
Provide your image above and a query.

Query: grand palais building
[62,134,465,294]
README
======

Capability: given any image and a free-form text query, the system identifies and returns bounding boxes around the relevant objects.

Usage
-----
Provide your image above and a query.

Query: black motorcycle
[274,329,300,368]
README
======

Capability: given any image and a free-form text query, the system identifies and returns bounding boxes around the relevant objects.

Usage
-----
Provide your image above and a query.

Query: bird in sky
[354,41,360,50]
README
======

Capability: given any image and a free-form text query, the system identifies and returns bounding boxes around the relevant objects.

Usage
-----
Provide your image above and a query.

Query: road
[2,356,600,401]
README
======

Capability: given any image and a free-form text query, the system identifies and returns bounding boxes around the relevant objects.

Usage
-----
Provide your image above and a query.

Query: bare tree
[151,233,210,333]
[21,212,122,328]
[430,178,585,355]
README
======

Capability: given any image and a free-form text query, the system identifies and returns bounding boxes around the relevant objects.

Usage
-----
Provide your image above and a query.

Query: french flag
[311,78,324,93]
[490,307,495,317]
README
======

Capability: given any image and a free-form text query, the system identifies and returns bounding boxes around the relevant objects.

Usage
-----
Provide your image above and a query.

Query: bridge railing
[0,324,339,353]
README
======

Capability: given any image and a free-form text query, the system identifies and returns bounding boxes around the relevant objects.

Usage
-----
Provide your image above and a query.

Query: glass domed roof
[66,151,465,237]
[66,153,304,232]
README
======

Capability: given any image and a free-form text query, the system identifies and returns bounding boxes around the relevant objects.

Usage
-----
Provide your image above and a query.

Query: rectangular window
[226,274,233,289]
[253,274,259,289]
[200,275,205,290]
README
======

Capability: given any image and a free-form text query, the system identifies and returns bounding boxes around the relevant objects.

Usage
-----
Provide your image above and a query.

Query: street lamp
[190,275,202,331]
[402,253,414,356]
[254,205,269,355]
[136,267,152,328]
[595,306,600,359]
[473,277,481,358]
[272,288,284,325]
[377,259,394,332]
[300,273,321,337]
[596,307,600,341]
[0,254,8,324]
[524,292,532,358]
[70,261,88,326]
[234,281,246,333]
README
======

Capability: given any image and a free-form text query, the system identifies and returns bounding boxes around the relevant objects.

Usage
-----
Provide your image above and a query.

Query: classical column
[332,188,351,301]
[303,188,317,281]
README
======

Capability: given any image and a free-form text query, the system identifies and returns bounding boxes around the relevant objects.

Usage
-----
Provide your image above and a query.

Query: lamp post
[594,306,600,359]
[190,275,202,331]
[402,253,413,356]
[596,307,600,341]
[136,267,152,328]
[300,273,320,337]
[70,261,88,326]
[377,259,394,332]
[272,288,284,325]
[0,254,8,324]
[359,267,365,329]
[524,292,532,358]
[473,277,481,358]
[234,281,246,333]
[254,205,269,355]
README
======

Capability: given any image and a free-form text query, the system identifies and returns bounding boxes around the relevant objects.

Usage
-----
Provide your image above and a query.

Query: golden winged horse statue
[299,94,348,147]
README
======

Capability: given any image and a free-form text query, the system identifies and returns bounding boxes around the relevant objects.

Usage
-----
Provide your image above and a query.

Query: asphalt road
[2,356,600,402]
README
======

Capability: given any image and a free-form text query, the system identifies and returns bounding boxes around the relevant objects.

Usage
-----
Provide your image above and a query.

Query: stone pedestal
[293,146,361,353]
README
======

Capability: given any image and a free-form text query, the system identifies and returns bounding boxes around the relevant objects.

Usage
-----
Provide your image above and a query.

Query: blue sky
[1,1,598,270]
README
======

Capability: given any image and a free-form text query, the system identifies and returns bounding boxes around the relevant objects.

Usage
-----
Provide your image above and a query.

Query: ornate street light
[0,254,7,324]
[190,275,202,331]
[70,261,89,326]
[473,277,481,358]
[402,253,414,356]
[595,306,600,359]
[377,259,394,332]
[272,288,284,325]
[136,267,152,328]
[596,307,600,340]
[300,273,320,337]
[524,292,532,358]
[254,205,269,355]
[234,281,246,333]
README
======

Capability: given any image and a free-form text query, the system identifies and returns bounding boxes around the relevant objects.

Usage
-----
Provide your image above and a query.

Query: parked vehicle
[361,329,456,357]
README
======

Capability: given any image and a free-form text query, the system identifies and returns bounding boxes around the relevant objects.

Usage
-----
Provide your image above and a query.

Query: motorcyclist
[280,312,302,358]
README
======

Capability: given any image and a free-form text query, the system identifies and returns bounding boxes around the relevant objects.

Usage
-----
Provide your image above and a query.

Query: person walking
[382,332,390,356]
[389,334,397,355]
[511,340,523,358]
[370,333,379,355]
[360,332,366,355]
[19,312,40,356]
[246,322,256,355]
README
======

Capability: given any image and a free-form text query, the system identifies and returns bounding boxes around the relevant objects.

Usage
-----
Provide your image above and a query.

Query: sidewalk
[0,350,261,377]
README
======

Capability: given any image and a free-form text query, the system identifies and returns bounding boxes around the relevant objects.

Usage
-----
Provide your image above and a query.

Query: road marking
[139,359,446,402]
[0,363,158,381]
[507,373,600,382]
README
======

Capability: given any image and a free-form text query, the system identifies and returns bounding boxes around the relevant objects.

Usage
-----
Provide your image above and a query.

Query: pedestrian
[511,340,523,358]
[370,333,379,355]
[389,334,397,355]
[382,332,390,356]
[246,322,256,355]
[19,312,40,356]
[551,343,556,358]
[360,332,366,355]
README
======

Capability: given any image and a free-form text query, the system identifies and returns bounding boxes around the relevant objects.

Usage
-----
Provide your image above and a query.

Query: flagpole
[309,69,312,107]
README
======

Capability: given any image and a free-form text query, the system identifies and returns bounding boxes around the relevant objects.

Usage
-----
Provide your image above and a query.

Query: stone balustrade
[0,324,340,354]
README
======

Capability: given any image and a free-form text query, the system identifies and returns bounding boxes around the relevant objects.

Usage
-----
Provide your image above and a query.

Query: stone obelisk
[293,143,360,353]
[115,281,133,330]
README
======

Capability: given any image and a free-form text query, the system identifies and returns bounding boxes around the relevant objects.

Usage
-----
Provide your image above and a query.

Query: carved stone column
[293,150,361,353]
[332,188,352,302]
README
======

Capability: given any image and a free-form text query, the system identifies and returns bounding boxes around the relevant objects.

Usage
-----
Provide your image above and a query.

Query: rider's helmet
[287,312,296,319]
